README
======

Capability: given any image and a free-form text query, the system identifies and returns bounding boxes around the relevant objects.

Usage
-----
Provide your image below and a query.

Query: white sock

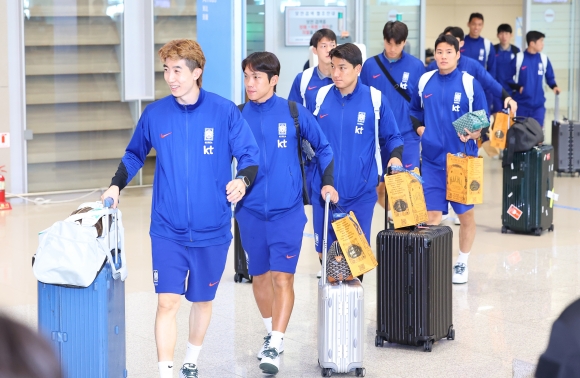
[184,342,202,366]
[263,317,273,335]
[158,361,173,378]
[457,251,470,265]
[270,331,284,350]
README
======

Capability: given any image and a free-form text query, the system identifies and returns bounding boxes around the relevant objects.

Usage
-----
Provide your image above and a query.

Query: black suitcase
[551,95,580,175]
[233,219,252,283]
[375,225,454,352]
[501,145,555,236]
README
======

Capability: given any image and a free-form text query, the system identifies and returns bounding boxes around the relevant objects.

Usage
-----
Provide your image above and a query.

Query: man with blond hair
[101,39,259,378]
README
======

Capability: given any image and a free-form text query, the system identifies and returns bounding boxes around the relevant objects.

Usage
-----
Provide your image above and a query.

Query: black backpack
[502,116,544,167]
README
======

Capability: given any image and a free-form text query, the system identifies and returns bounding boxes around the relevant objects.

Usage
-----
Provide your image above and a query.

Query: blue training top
[360,50,426,141]
[118,90,260,247]
[237,94,334,221]
[409,68,488,167]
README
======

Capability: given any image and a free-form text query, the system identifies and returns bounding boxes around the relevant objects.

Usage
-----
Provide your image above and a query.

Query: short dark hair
[526,30,546,45]
[497,24,513,34]
[443,26,465,41]
[242,52,280,81]
[310,28,337,48]
[0,314,63,378]
[468,13,484,23]
[329,43,362,68]
[382,21,408,44]
[435,34,460,52]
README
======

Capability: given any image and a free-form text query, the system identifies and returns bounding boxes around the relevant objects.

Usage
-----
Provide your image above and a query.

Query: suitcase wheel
[534,228,542,236]
[549,224,554,232]
[234,273,241,283]
[356,368,366,377]
[321,367,332,377]
[501,226,508,234]
[447,327,455,340]
[374,335,385,347]
[423,340,433,352]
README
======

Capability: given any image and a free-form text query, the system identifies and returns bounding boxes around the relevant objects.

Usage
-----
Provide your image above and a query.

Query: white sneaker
[259,347,280,375]
[452,263,468,284]
[454,217,461,225]
[179,363,199,378]
[257,334,284,360]
[317,270,322,278]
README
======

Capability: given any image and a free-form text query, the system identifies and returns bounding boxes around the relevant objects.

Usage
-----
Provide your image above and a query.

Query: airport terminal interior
[1,0,580,377]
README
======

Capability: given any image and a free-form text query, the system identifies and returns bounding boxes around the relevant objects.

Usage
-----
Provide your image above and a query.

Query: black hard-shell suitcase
[501,145,555,235]
[375,225,454,352]
[551,94,580,175]
[233,219,252,283]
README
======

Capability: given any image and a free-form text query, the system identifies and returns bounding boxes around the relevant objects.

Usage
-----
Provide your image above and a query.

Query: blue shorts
[312,195,376,253]
[380,137,420,182]
[422,163,474,215]
[151,236,229,302]
[517,106,546,128]
[236,206,307,276]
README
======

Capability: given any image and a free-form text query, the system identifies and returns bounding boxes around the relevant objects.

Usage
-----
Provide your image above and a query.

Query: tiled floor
[1,159,579,377]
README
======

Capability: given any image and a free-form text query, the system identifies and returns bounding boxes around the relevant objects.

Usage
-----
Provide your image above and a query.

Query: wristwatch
[236,176,250,188]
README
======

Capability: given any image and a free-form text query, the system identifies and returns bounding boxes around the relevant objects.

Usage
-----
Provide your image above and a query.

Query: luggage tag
[547,188,559,208]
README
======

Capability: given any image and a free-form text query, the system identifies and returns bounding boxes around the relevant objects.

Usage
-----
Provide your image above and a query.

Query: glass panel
[529,1,573,130]
[142,0,197,185]
[247,0,265,55]
[364,0,422,59]
[23,0,131,192]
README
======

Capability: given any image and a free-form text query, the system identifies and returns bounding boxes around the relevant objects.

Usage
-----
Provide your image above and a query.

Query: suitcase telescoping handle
[102,197,119,265]
[384,167,391,230]
[321,193,331,284]
[554,94,560,121]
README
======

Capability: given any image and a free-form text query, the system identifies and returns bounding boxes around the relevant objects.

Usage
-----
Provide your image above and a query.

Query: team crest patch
[454,92,462,104]
[204,128,214,142]
[402,72,410,82]
[278,123,287,137]
[357,112,366,124]
[153,270,159,285]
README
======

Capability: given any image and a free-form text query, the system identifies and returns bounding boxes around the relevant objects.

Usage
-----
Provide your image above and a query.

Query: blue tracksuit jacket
[409,68,488,167]
[508,51,557,109]
[116,90,260,247]
[237,94,334,221]
[427,56,504,99]
[494,44,520,92]
[288,67,334,108]
[308,81,404,202]
[360,51,426,144]
[462,35,496,77]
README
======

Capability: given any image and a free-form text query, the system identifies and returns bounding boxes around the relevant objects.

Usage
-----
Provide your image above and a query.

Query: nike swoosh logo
[209,281,219,287]
[424,94,433,98]
[286,255,297,259]
[404,164,413,168]
[373,74,381,79]
[521,66,527,70]
[308,86,317,90]
[160,132,172,138]
[320,114,329,118]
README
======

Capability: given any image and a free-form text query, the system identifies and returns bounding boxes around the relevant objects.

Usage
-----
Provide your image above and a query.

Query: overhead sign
[285,6,346,46]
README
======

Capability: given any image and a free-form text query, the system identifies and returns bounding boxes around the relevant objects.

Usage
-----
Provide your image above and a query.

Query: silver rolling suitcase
[318,194,366,377]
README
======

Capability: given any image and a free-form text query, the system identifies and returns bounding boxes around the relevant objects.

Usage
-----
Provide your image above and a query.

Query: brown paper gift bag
[489,111,513,149]
[446,153,484,205]
[384,168,428,229]
[331,211,378,276]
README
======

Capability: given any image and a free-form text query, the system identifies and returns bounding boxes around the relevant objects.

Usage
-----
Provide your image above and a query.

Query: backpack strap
[540,53,548,81]
[461,72,474,113]
[237,103,246,112]
[288,101,310,205]
[373,55,411,102]
[299,67,316,107]
[511,45,519,56]
[514,52,524,84]
[484,38,491,70]
[418,70,437,108]
[313,84,334,116]
[370,86,383,176]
